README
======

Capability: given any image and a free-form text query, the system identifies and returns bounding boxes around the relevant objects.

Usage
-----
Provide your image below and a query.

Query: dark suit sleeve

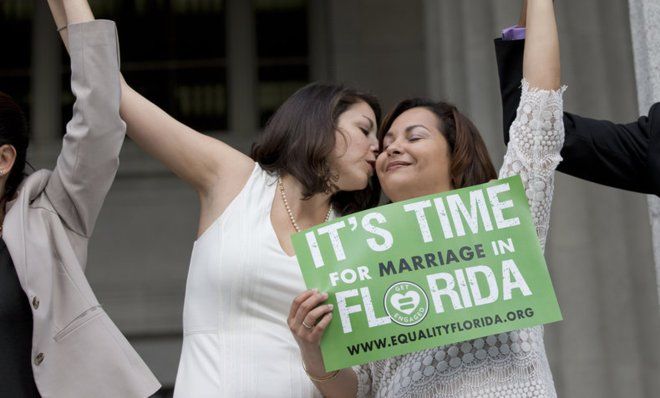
[495,38,525,145]
[494,38,657,196]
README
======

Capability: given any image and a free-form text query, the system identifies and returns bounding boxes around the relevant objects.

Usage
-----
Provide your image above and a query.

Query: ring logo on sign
[384,281,429,326]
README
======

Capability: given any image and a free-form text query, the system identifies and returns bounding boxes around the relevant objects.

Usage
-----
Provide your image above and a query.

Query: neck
[279,174,332,229]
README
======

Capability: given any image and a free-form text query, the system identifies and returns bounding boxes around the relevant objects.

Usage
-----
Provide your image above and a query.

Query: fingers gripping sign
[289,290,334,344]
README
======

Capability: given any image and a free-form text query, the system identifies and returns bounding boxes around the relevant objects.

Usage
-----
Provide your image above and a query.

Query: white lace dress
[354,80,566,398]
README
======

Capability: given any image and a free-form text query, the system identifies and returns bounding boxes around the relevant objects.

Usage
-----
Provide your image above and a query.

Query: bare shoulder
[197,151,257,235]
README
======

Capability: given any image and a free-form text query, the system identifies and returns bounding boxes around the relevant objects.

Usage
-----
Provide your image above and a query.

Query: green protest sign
[292,176,562,371]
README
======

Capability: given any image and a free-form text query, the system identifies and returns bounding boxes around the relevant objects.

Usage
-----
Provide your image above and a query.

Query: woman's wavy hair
[378,98,497,189]
[251,82,382,215]
[0,91,30,203]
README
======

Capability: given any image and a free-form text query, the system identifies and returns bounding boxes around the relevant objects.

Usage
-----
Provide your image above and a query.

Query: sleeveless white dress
[173,165,323,397]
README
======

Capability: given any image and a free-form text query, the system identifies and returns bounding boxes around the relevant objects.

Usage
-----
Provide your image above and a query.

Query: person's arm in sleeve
[44,17,125,238]
[49,0,256,234]
[495,0,527,144]
[494,1,655,195]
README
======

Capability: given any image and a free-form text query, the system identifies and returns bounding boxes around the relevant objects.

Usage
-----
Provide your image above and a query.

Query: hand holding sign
[287,290,335,380]
[288,290,332,346]
[292,177,562,371]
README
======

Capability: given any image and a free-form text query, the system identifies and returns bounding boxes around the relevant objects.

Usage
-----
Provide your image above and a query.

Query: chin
[383,177,431,201]
[380,174,406,189]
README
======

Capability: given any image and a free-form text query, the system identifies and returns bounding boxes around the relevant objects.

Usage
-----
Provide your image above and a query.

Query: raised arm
[47,0,255,225]
[41,14,124,238]
[495,2,657,196]
[117,83,254,199]
[499,0,565,250]
[523,0,560,90]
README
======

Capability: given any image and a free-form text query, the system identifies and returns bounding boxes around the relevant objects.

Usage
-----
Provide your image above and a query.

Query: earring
[0,170,4,176]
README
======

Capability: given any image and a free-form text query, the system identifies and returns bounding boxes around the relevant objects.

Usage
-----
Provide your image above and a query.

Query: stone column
[31,0,62,145]
[628,0,660,301]
[226,0,258,134]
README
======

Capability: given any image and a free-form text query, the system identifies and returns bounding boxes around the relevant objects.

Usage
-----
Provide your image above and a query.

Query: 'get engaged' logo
[384,281,429,326]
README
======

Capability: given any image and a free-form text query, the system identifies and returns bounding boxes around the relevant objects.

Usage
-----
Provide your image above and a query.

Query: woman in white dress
[288,0,565,396]
[48,2,382,397]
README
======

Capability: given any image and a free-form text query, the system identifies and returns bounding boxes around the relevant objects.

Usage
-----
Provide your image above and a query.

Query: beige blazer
[2,20,160,397]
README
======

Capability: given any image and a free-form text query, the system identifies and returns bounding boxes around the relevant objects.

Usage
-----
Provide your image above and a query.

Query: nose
[385,139,402,156]
[368,134,378,150]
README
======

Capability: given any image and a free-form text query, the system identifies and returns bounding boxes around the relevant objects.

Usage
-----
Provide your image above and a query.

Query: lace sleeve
[499,79,566,252]
[353,364,372,398]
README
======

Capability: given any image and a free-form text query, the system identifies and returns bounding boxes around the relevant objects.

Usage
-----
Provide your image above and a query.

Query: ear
[0,144,17,178]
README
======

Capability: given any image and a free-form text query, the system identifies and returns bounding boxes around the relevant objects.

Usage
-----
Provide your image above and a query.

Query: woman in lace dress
[288,0,564,397]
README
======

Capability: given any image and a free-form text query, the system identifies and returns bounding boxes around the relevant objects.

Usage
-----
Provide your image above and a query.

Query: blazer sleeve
[494,38,657,196]
[45,20,125,237]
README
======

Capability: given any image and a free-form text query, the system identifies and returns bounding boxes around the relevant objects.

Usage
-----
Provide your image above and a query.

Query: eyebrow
[383,124,429,140]
[404,124,429,133]
[360,115,375,130]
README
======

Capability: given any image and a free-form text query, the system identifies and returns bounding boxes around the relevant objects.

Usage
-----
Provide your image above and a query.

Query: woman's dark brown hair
[251,82,382,215]
[378,98,497,189]
[0,91,29,203]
